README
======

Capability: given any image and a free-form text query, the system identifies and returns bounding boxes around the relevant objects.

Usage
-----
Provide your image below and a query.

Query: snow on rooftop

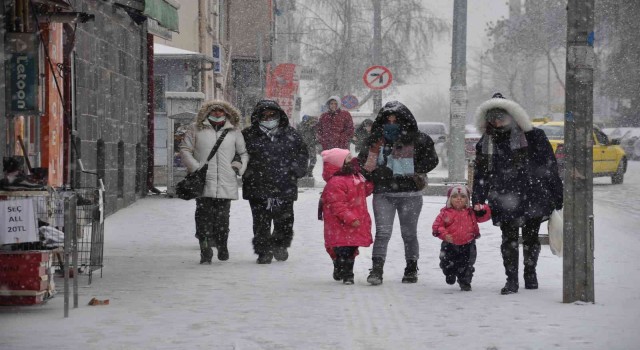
[154,43,200,56]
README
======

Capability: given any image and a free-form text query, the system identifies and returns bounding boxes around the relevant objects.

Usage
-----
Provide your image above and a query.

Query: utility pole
[372,0,382,113]
[563,0,595,303]
[448,0,467,183]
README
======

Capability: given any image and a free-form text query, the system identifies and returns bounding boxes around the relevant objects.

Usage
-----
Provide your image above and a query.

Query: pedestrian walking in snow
[242,100,309,264]
[432,185,491,291]
[351,118,373,153]
[297,115,319,177]
[472,93,563,295]
[179,100,249,264]
[320,148,374,285]
[358,101,439,285]
[316,96,354,151]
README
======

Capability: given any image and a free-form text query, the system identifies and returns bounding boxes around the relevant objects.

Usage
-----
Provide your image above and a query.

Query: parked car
[417,122,448,166]
[464,124,481,159]
[603,127,640,161]
[537,122,627,184]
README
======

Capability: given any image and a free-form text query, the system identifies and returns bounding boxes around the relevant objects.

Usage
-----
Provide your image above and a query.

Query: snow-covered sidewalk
[1,163,640,349]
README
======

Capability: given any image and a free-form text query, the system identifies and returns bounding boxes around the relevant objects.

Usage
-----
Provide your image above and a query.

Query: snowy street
[2,163,640,349]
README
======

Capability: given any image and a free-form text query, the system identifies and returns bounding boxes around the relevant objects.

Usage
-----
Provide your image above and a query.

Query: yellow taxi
[536,121,628,184]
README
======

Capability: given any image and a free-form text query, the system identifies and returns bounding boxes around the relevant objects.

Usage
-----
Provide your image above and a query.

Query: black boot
[523,243,540,289]
[332,260,342,281]
[367,257,385,285]
[500,237,519,295]
[342,259,355,285]
[199,239,213,264]
[216,232,229,261]
[256,251,273,264]
[273,246,289,261]
[401,260,418,283]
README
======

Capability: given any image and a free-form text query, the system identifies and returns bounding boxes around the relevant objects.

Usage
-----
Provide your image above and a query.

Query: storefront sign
[6,33,39,115]
[0,198,38,245]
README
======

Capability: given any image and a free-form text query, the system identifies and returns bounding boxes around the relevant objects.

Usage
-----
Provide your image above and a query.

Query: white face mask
[208,116,226,123]
[260,119,279,129]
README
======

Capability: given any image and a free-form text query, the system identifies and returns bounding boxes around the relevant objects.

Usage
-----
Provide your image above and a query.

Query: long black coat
[472,128,563,226]
[242,100,309,201]
[357,101,439,194]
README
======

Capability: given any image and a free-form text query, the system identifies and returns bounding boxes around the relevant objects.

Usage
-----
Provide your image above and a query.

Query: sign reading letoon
[363,65,393,90]
[6,33,39,116]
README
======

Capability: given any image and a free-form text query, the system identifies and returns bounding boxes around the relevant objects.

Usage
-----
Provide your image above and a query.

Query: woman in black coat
[472,93,563,295]
[242,100,309,264]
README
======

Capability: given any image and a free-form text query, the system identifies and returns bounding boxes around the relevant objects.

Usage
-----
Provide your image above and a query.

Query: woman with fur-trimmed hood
[471,93,563,295]
[180,100,249,264]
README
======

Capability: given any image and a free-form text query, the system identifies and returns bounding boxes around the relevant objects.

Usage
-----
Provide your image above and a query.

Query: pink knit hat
[446,184,471,208]
[321,148,351,168]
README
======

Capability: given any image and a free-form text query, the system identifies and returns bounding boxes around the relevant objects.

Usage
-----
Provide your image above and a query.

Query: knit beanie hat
[321,148,351,168]
[446,184,471,208]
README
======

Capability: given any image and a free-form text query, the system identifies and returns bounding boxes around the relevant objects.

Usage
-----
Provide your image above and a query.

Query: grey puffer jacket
[179,100,249,199]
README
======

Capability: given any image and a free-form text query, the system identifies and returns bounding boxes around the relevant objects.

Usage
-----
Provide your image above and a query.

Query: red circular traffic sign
[363,65,393,90]
[341,95,359,110]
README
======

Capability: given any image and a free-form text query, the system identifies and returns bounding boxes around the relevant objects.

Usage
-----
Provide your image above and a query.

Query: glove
[473,232,481,239]
[432,231,440,237]
[231,161,242,176]
[555,199,563,211]
[413,174,427,190]
[474,209,487,217]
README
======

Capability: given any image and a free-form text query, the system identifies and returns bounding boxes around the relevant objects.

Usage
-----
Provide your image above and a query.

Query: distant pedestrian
[320,148,374,284]
[358,101,439,285]
[316,96,354,151]
[242,100,309,264]
[179,100,248,264]
[351,118,373,153]
[472,93,563,295]
[432,185,491,291]
[297,115,319,177]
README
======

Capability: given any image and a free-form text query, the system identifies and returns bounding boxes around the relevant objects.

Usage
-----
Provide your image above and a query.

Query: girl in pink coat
[432,185,491,291]
[321,148,374,284]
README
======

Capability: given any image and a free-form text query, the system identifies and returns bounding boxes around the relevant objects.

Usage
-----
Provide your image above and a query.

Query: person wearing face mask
[316,96,355,151]
[242,100,309,264]
[472,93,563,295]
[358,101,439,285]
[179,100,249,264]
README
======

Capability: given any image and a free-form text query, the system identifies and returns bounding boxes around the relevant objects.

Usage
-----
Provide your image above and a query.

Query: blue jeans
[371,193,423,261]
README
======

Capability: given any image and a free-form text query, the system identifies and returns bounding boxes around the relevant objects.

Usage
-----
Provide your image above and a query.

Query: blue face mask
[383,124,401,143]
[260,119,279,130]
[208,116,226,123]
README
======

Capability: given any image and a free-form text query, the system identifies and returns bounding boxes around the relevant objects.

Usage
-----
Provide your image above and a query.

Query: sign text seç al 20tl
[6,32,40,116]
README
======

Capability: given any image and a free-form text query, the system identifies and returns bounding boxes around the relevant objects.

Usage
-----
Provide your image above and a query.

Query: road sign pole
[563,0,595,304]
[448,0,467,184]
[372,0,382,112]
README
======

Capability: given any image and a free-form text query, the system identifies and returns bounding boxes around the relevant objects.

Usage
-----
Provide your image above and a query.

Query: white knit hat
[446,184,471,208]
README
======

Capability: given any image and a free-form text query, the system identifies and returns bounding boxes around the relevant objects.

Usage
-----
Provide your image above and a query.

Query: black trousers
[333,246,357,260]
[249,199,294,254]
[499,218,542,278]
[195,198,231,246]
[439,241,477,284]
[307,145,317,174]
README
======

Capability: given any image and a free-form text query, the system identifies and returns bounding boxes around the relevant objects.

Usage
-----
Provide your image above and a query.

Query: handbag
[548,208,563,257]
[175,129,230,200]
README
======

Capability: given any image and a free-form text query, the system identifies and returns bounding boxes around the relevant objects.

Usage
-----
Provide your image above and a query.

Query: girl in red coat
[321,148,374,284]
[432,185,491,291]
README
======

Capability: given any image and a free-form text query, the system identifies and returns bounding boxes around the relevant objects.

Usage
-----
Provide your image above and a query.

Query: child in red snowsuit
[432,185,491,291]
[321,148,374,284]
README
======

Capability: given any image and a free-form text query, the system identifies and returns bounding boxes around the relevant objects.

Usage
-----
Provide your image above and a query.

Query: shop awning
[144,0,179,32]
[32,0,72,10]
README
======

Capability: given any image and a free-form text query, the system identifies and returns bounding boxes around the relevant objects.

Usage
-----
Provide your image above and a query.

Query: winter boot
[332,260,343,281]
[500,236,520,294]
[401,260,419,283]
[459,281,472,291]
[342,259,355,285]
[367,257,385,285]
[273,246,289,261]
[445,275,457,285]
[523,243,540,289]
[256,251,273,264]
[199,239,213,264]
[216,233,229,261]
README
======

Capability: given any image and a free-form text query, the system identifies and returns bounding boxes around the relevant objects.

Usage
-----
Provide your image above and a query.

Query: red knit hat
[446,184,471,208]
[321,148,351,168]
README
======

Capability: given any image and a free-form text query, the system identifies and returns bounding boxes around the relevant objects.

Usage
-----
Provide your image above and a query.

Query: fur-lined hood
[194,100,242,129]
[325,95,342,109]
[474,97,532,134]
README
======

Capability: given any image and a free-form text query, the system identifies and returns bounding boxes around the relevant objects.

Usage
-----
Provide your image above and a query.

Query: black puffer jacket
[471,97,563,226]
[242,100,309,201]
[357,101,439,194]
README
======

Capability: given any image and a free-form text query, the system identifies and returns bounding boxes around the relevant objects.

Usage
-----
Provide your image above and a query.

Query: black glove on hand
[555,198,563,211]
[474,209,487,217]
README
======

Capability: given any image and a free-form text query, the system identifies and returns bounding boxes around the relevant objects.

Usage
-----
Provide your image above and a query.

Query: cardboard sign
[0,199,39,245]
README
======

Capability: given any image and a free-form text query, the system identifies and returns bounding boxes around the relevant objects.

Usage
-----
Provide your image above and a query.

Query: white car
[417,122,448,166]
